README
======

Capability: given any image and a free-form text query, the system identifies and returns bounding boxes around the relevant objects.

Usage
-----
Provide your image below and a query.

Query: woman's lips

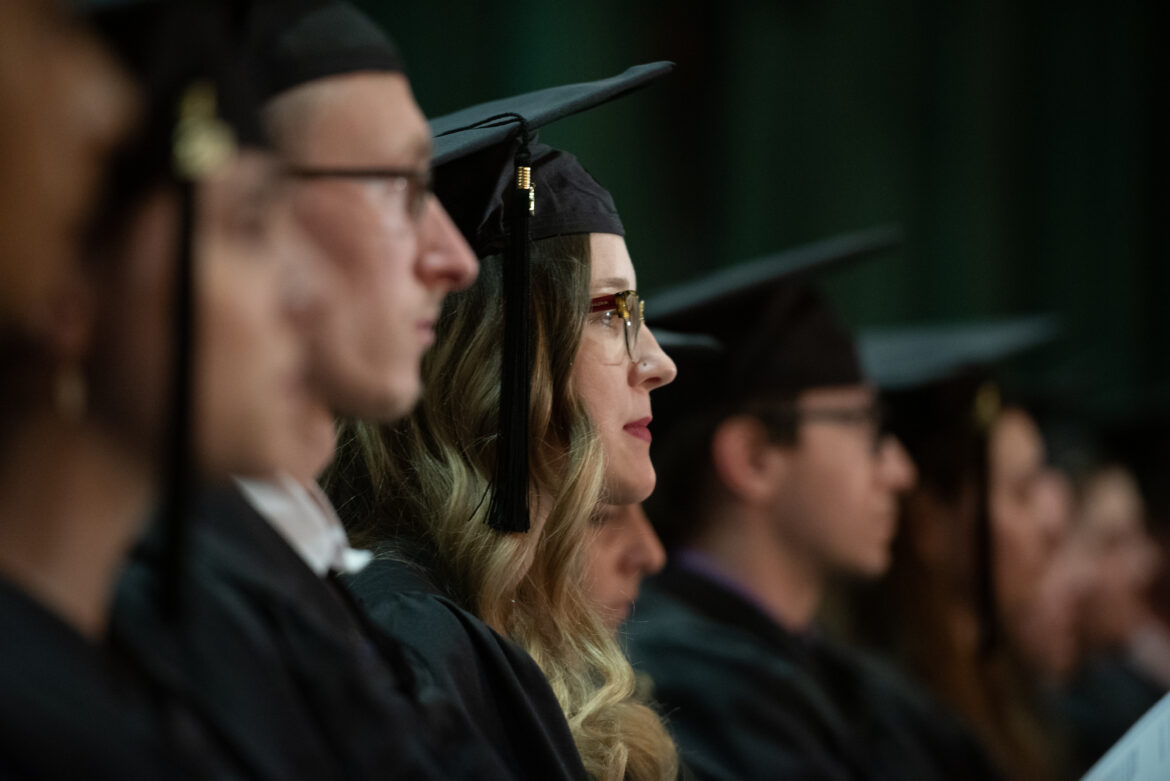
[623,417,652,443]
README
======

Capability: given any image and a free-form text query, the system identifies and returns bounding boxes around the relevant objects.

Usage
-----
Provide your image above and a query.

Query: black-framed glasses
[588,289,644,363]
[285,166,432,222]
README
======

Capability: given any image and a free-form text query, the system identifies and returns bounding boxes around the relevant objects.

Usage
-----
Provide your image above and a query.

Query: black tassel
[159,178,195,618]
[486,134,534,533]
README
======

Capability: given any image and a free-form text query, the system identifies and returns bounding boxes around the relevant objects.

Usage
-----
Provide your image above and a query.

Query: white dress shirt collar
[234,473,373,577]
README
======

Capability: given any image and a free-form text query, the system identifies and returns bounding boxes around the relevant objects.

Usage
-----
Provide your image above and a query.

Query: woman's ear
[710,415,787,507]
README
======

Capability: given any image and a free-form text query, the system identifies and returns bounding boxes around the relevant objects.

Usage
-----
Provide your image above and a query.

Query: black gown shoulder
[625,563,1000,781]
[0,577,227,780]
[113,485,507,780]
[1052,654,1166,775]
[344,556,590,781]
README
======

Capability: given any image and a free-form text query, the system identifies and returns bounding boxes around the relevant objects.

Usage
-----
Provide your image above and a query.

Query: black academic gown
[625,563,999,781]
[344,556,590,781]
[113,485,507,780]
[1051,653,1166,776]
[0,577,229,780]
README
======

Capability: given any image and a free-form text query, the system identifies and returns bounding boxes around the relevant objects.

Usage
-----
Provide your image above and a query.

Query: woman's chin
[603,471,656,506]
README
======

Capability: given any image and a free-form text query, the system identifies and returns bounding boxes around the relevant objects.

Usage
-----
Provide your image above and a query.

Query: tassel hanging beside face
[486,145,534,534]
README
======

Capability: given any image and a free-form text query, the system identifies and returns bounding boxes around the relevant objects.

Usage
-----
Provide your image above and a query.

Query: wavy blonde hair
[328,234,677,780]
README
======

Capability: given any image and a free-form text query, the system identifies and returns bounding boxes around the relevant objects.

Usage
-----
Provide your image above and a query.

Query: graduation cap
[649,225,901,330]
[643,227,899,550]
[245,0,403,99]
[647,226,901,418]
[428,62,673,533]
[864,315,1059,658]
[859,315,1060,392]
[89,0,267,615]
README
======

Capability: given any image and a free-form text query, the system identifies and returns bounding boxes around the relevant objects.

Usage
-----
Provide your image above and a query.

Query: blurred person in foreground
[1,1,317,774]
[625,233,997,780]
[110,1,506,778]
[0,0,135,339]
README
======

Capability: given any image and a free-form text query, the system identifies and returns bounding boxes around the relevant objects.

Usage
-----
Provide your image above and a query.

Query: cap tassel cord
[159,179,195,618]
[486,119,534,533]
[159,82,234,618]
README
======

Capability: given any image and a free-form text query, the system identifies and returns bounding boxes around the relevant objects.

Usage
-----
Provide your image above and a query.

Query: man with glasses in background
[626,232,997,780]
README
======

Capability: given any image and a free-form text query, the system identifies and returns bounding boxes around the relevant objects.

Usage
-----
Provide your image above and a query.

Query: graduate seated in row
[585,501,668,635]
[1039,460,1169,774]
[623,232,999,780]
[327,64,684,781]
[0,1,331,774]
[0,0,133,338]
[847,316,1065,780]
[107,1,526,777]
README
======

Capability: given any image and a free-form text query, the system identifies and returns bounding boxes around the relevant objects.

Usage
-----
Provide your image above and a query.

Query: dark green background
[362,0,1167,429]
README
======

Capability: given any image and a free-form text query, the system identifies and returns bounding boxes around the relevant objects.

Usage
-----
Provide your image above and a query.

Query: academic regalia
[345,558,590,780]
[1050,653,1165,776]
[114,485,461,779]
[0,578,228,780]
[328,62,674,780]
[636,234,1001,780]
[112,4,517,777]
[626,563,999,781]
[852,317,1061,781]
[2,2,303,778]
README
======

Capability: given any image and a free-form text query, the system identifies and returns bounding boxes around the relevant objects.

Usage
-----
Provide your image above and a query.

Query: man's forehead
[297,71,431,164]
[798,384,875,405]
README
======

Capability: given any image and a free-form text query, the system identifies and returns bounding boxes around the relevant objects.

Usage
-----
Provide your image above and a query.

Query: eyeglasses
[754,401,887,452]
[588,289,644,363]
[285,165,432,222]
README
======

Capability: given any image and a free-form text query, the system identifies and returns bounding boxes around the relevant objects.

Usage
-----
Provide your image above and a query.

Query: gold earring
[55,364,87,424]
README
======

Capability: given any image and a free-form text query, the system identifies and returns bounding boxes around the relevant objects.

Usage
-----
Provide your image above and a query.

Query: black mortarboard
[430,62,674,165]
[435,142,623,257]
[90,0,265,616]
[644,228,898,551]
[245,0,403,100]
[859,315,1060,392]
[867,316,1058,658]
[650,225,901,331]
[648,226,901,415]
[428,62,673,533]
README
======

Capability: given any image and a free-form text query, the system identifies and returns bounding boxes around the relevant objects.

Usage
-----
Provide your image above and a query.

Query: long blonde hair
[329,234,677,780]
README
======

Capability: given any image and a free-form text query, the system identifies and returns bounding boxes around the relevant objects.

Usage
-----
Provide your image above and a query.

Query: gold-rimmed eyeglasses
[588,289,645,363]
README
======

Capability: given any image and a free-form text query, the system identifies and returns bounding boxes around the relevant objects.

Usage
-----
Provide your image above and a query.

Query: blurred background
[363,0,1167,506]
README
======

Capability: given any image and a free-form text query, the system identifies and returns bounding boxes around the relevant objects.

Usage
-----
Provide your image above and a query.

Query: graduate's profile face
[192,153,319,478]
[1071,468,1159,650]
[767,385,916,578]
[92,151,317,479]
[0,0,136,333]
[1012,469,1086,679]
[269,72,477,423]
[584,502,666,633]
[988,407,1053,625]
[573,234,677,505]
